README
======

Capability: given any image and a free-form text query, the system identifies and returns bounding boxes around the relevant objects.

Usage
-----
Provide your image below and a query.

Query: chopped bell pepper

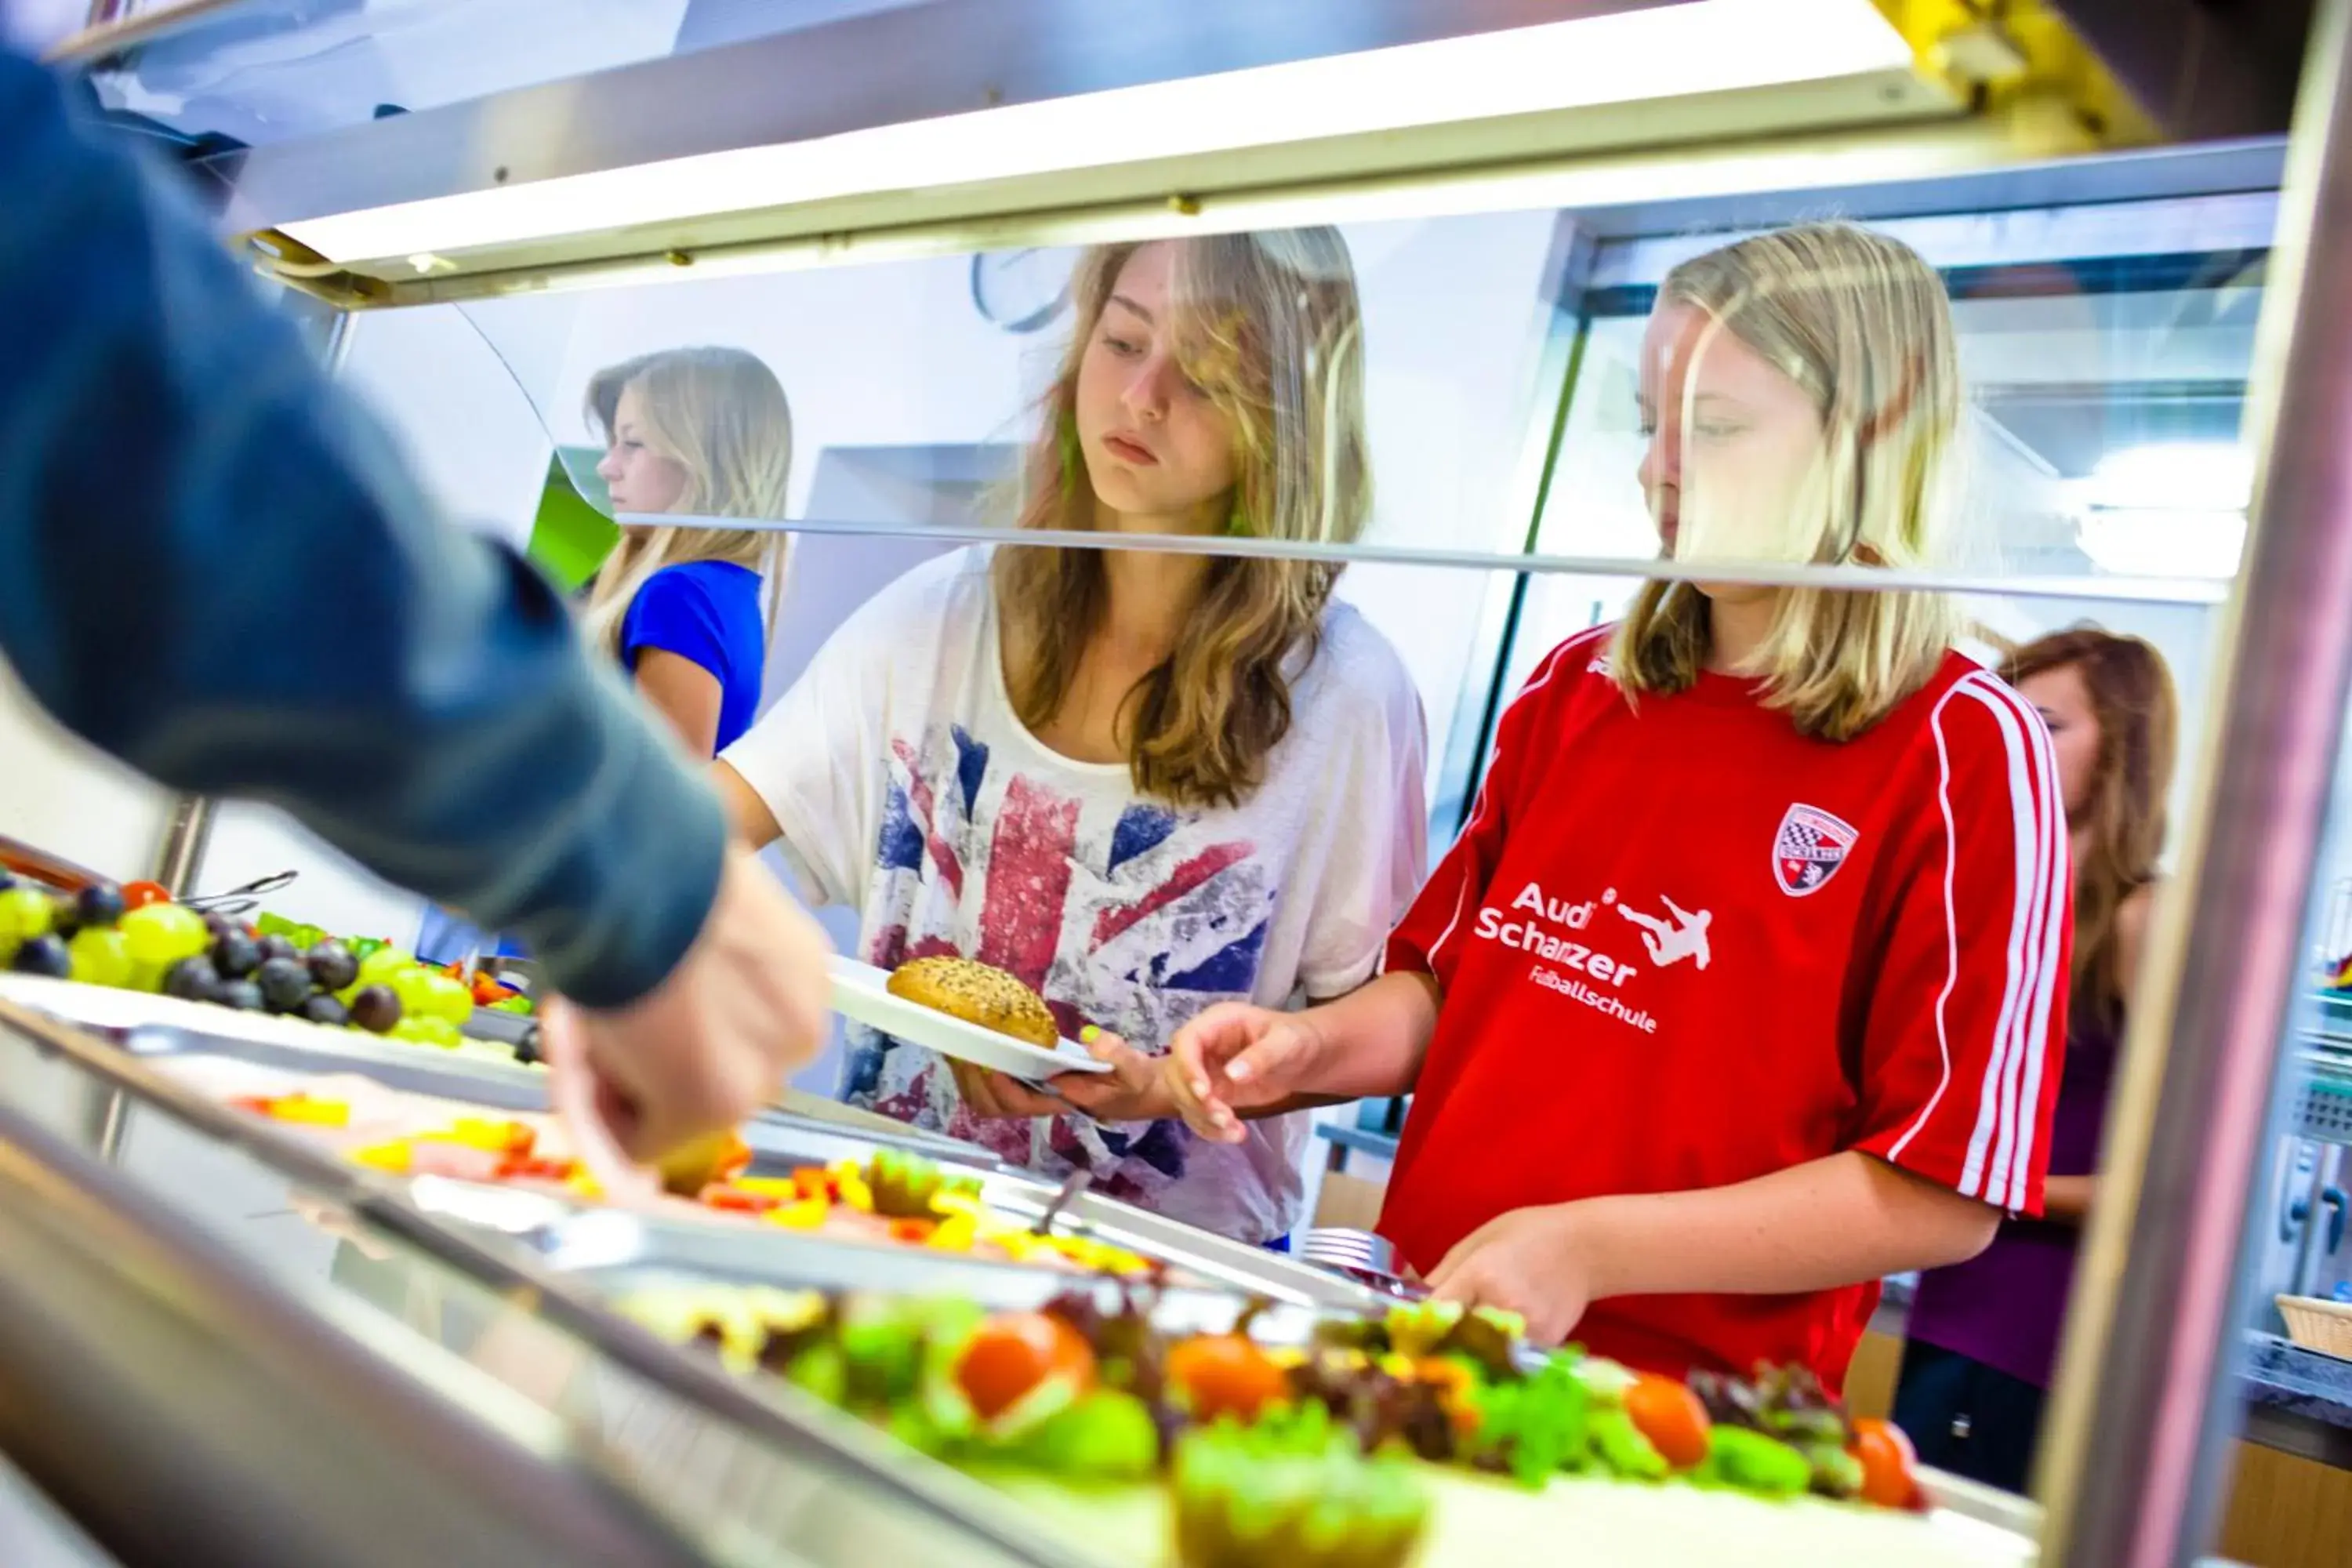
[267,1094,350,1127]
[765,1195,830,1230]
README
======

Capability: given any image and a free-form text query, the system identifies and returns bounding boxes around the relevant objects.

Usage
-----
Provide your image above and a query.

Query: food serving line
[0,956,2042,1566]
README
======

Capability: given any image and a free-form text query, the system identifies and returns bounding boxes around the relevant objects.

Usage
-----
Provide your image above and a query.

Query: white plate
[825,956,1109,1081]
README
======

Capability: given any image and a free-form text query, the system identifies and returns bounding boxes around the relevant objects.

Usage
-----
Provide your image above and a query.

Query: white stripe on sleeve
[1882,684,1968,1167]
[2002,681,2069,1208]
[1951,673,2062,1205]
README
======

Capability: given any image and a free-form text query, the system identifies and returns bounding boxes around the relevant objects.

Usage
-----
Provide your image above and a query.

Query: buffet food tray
[523,1216,1327,1342]
[9,976,1379,1309]
[405,1157,1385,1314]
[969,1168,1385,1311]
[2,972,995,1167]
[114,1027,989,1174]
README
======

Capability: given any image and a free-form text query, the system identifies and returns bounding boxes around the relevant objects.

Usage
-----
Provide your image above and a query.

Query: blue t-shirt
[621,561,766,752]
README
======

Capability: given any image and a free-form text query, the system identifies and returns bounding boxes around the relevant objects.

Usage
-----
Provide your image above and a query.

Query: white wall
[0,662,172,884]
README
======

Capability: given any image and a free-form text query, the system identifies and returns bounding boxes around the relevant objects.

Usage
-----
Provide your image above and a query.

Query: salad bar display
[611,1281,1972,1568]
[0,852,2032,1566]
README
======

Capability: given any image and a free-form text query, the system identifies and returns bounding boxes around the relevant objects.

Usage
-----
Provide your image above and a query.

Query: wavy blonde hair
[993,230,1370,808]
[581,346,793,659]
[1613,223,1966,741]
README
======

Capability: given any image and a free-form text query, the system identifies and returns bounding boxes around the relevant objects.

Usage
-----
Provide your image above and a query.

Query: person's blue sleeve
[622,569,731,681]
[0,51,720,1011]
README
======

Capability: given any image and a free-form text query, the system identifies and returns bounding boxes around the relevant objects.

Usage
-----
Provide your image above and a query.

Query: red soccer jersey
[1380,626,2071,1392]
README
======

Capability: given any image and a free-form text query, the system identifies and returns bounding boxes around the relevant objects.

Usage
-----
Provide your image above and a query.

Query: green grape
[358,946,413,982]
[67,927,134,989]
[390,1015,462,1048]
[125,960,169,994]
[387,965,440,1018]
[350,948,413,1003]
[419,970,474,1025]
[0,887,56,964]
[119,902,210,967]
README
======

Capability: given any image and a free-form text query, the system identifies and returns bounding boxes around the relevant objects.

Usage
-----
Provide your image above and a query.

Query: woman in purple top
[1893,626,2178,1492]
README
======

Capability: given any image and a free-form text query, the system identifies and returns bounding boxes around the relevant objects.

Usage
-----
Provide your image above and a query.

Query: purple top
[1904,1010,2118,1388]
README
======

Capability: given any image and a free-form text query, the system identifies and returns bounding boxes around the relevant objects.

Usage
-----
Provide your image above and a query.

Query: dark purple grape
[298,993,349,1027]
[255,956,313,1013]
[510,1024,542,1065]
[10,934,70,978]
[0,870,15,894]
[211,931,261,978]
[218,980,265,1012]
[46,897,82,939]
[75,884,125,929]
[255,935,300,965]
[347,985,401,1034]
[162,956,222,1002]
[305,941,358,992]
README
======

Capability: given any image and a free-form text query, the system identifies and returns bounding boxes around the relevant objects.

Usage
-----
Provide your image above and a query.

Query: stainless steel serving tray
[506,1205,1331,1342]
[405,1160,1387,1315]
[115,1024,998,1174]
[2,978,1386,1310]
[0,974,996,1167]
[973,1169,1386,1311]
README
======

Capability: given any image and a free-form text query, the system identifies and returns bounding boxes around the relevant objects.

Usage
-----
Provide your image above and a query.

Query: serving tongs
[1298,1227,1428,1301]
[180,869,299,917]
[1030,1167,1094,1236]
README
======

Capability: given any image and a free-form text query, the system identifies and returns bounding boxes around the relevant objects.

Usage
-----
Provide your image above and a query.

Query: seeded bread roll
[887,956,1060,1048]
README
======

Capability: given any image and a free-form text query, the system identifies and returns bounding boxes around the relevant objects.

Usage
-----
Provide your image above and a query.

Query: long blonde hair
[2002,628,2176,1029]
[581,346,793,659]
[993,230,1370,808]
[1613,223,1967,741]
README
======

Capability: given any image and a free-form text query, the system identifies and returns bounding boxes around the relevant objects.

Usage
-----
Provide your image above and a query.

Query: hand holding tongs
[181,869,299,917]
[1031,1167,1094,1235]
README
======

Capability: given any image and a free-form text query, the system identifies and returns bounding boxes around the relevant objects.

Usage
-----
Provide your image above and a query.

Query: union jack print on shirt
[845,722,1276,1205]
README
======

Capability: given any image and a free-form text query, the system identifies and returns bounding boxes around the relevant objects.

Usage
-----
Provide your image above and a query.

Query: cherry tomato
[1167,1334,1290,1424]
[1624,1373,1712,1470]
[495,1156,576,1183]
[1849,1416,1923,1510]
[954,1312,1095,1421]
[887,1217,939,1243]
[120,881,172,911]
[700,1185,780,1214]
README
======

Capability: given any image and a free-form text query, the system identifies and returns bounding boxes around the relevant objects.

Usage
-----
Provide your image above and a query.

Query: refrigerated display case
[9,1,2352,1564]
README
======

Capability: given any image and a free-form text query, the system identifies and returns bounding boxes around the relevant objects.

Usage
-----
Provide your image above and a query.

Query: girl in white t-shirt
[717,230,1428,1243]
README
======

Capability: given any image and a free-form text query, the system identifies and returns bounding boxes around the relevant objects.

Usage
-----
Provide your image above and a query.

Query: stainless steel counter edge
[0,996,1105,1568]
[0,1052,713,1568]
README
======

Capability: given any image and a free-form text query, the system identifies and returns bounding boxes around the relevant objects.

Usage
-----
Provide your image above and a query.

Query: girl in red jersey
[1152,223,2072,1393]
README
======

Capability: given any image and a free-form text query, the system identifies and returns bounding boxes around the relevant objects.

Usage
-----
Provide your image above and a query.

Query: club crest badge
[1773,804,1858,897]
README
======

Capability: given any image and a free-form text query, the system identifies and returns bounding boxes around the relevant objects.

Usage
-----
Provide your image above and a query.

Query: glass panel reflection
[430,198,2270,600]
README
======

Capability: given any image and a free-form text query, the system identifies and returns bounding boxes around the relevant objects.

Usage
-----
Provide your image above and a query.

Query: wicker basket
[2276,1294,2352,1359]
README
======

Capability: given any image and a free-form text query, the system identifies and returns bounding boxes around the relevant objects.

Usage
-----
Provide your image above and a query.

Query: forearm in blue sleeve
[0,50,720,1009]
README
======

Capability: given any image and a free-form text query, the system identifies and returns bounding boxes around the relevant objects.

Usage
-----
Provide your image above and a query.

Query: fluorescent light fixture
[2072,441,2253,579]
[279,0,1914,264]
